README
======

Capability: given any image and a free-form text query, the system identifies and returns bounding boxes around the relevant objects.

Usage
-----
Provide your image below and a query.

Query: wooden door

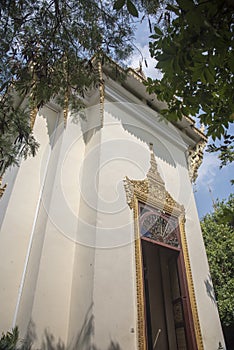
[141,239,188,350]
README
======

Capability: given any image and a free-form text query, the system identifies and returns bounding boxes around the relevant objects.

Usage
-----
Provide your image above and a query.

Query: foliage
[0,0,134,175]
[207,133,234,169]
[146,0,234,141]
[114,0,138,17]
[1,0,234,175]
[200,194,234,326]
[114,0,234,167]
[0,327,19,350]
[0,327,33,350]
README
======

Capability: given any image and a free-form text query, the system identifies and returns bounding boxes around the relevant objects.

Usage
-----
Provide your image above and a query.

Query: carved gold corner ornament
[97,58,105,127]
[128,63,147,83]
[29,61,38,130]
[30,106,38,130]
[188,140,206,183]
[63,89,69,127]
[0,177,7,199]
[63,53,70,127]
[123,144,203,350]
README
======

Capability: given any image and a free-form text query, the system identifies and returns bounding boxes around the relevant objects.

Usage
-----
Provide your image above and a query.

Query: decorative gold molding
[63,53,69,127]
[97,58,105,127]
[124,143,183,216]
[188,140,206,183]
[0,176,7,199]
[29,61,38,130]
[179,217,204,350]
[63,89,69,127]
[30,106,38,130]
[124,144,203,350]
[133,196,147,350]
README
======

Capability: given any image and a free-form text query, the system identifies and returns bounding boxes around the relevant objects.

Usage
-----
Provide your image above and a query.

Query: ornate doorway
[139,204,189,349]
[123,144,203,350]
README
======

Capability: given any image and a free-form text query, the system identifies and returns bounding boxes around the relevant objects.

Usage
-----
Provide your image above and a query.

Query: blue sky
[130,20,234,219]
[194,141,234,218]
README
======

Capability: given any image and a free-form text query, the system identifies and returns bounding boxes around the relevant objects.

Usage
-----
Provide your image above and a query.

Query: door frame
[132,196,202,350]
[124,149,204,350]
[141,237,181,349]
[140,220,195,349]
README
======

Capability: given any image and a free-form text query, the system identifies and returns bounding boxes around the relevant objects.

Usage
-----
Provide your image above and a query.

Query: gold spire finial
[147,143,165,186]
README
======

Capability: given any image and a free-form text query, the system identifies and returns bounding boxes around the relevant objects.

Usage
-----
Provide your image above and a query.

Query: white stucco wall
[0,78,225,350]
[0,106,60,333]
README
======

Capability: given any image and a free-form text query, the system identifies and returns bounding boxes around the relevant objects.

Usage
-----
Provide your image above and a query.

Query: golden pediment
[124,143,184,216]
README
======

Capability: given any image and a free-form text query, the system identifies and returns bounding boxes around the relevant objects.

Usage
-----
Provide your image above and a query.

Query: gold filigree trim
[29,61,38,130]
[133,197,147,350]
[124,144,183,216]
[0,177,7,199]
[124,144,203,350]
[63,53,69,127]
[97,58,105,127]
[179,217,204,350]
[63,89,69,127]
[123,177,148,209]
[127,67,146,83]
[188,140,206,183]
[30,106,38,130]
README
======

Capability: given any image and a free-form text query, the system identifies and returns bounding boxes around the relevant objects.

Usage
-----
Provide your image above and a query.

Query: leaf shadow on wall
[204,273,217,305]
[21,307,122,350]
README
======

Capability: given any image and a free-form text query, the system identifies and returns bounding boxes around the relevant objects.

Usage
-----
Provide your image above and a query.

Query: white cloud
[127,44,162,79]
[196,151,220,190]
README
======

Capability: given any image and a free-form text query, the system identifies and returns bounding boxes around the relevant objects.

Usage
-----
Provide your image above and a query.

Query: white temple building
[0,57,226,349]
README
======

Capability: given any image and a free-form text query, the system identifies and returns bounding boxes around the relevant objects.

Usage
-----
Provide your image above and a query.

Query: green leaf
[228,54,234,71]
[158,52,173,61]
[168,111,181,121]
[154,26,163,37]
[199,113,208,123]
[204,67,215,84]
[126,0,138,17]
[166,4,180,15]
[181,106,190,116]
[113,0,126,11]
[177,0,195,11]
[156,59,171,70]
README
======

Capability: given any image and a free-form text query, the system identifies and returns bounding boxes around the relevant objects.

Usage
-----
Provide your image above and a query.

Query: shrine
[0,57,225,349]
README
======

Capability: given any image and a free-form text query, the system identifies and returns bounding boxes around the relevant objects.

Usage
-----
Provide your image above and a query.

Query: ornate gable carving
[188,140,206,183]
[123,143,184,215]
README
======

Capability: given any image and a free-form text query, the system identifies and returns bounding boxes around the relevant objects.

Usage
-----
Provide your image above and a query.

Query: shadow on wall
[104,103,178,168]
[67,304,123,350]
[69,303,94,350]
[204,273,217,305]
[19,310,122,350]
[71,103,178,169]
